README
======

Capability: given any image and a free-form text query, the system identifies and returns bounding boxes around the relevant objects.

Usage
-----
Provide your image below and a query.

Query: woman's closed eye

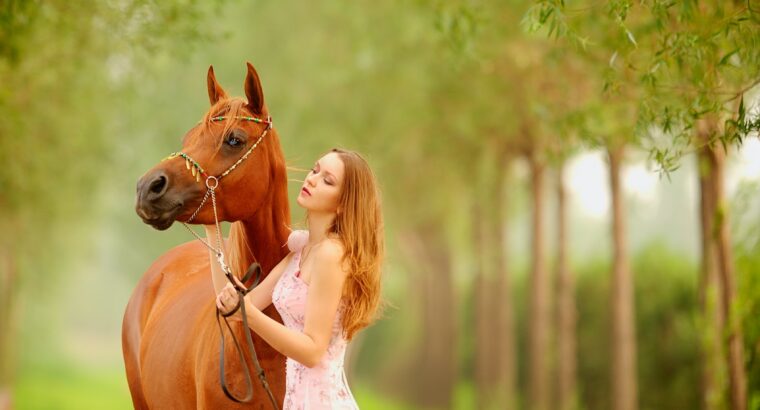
[310,168,333,185]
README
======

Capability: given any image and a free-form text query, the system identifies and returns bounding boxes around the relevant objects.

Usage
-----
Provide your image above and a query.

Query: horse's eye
[225,134,243,147]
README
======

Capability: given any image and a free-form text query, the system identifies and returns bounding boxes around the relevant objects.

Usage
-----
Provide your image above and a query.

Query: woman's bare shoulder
[313,238,349,273]
[319,236,345,255]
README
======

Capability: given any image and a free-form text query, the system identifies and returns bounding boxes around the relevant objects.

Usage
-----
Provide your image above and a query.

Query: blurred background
[1,1,759,409]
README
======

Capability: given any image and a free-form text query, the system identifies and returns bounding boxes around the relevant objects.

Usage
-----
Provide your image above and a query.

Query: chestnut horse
[123,63,290,409]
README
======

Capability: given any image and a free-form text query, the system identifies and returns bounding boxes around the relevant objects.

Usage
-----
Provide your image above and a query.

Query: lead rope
[178,176,279,409]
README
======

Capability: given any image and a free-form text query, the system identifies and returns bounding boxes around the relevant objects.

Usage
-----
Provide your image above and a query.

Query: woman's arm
[242,251,293,311]
[236,240,349,368]
[207,224,294,310]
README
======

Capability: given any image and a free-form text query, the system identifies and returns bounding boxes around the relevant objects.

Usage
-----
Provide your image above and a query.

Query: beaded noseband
[159,113,279,408]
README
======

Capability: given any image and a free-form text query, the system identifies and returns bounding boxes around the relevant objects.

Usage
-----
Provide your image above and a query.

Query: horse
[123,62,290,409]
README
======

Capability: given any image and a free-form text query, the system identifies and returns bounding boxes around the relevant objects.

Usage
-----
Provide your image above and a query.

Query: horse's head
[136,62,280,230]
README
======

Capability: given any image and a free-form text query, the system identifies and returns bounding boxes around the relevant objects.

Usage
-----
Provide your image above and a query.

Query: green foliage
[524,0,760,177]
[506,242,703,409]
[632,242,701,409]
[432,2,486,58]
[573,243,700,409]
[0,0,228,281]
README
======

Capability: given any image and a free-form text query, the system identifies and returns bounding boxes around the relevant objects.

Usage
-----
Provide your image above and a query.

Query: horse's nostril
[149,175,167,195]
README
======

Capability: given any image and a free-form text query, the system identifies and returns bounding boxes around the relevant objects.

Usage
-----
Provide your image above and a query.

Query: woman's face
[297,152,345,214]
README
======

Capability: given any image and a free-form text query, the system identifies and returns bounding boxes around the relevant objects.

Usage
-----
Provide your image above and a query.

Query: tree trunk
[473,199,495,410]
[491,156,517,409]
[556,161,578,410]
[528,155,550,410]
[696,121,728,410]
[607,144,638,410]
[696,120,747,410]
[469,147,517,409]
[423,229,457,409]
[712,151,747,410]
[401,226,457,409]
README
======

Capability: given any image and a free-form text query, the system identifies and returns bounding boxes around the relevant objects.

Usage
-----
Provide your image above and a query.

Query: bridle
[160,113,280,408]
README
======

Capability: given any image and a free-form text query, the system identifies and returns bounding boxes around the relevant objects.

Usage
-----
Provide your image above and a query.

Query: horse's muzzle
[135,169,185,230]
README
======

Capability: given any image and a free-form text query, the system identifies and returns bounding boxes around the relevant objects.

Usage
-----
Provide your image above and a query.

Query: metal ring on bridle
[206,175,219,190]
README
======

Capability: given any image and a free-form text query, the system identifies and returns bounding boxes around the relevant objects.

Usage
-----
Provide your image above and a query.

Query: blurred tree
[525,1,760,408]
[495,15,595,410]
[536,50,590,410]
[0,0,225,405]
[523,3,651,409]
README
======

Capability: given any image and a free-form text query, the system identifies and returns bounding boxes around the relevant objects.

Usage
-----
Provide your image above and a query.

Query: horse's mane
[228,221,255,279]
[184,97,251,157]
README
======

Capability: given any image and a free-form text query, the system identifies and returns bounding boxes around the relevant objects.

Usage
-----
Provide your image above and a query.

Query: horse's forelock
[185,98,251,155]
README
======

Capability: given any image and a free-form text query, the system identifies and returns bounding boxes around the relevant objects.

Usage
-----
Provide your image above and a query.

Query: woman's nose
[305,174,317,187]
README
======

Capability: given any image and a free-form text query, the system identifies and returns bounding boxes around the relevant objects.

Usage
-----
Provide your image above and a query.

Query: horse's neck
[238,170,291,273]
[240,208,289,272]
[231,133,291,274]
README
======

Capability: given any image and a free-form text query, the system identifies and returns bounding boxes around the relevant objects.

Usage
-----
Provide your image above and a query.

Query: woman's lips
[301,187,311,196]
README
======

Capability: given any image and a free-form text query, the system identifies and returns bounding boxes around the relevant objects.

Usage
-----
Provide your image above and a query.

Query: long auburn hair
[305,147,386,341]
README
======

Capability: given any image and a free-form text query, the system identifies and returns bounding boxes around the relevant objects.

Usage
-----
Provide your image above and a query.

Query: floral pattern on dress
[272,230,360,409]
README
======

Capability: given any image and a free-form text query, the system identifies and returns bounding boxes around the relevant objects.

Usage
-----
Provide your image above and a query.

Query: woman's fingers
[219,286,234,299]
[216,283,247,316]
[217,292,231,309]
[224,276,245,290]
[216,290,241,315]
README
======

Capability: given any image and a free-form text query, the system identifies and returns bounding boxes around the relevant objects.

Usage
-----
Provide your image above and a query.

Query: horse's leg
[122,293,149,409]
[121,304,148,410]
[122,263,167,409]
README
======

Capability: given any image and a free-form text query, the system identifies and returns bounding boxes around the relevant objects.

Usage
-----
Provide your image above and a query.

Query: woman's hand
[216,283,243,320]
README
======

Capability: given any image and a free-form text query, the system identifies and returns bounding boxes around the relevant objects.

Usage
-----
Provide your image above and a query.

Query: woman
[205,147,385,409]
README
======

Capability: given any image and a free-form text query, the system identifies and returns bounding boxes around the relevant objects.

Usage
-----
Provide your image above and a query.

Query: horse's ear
[244,62,265,115]
[207,65,228,106]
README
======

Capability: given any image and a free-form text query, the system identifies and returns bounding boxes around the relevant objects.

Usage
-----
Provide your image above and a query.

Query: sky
[502,137,760,273]
[566,138,760,220]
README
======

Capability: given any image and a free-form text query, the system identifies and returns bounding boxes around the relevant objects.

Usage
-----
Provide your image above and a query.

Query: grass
[352,383,416,410]
[13,361,131,410]
[12,359,412,409]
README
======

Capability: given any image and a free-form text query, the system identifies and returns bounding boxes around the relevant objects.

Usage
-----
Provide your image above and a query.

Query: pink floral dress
[271,230,360,409]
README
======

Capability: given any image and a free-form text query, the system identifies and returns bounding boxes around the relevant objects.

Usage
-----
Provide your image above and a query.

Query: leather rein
[160,114,280,408]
